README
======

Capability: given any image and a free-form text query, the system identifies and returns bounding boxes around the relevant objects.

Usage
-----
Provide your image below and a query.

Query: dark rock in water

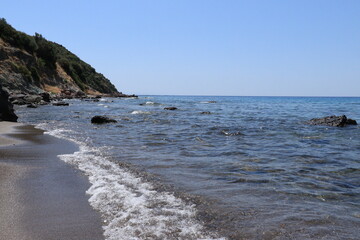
[53,101,69,106]
[164,107,178,110]
[0,86,18,122]
[91,116,117,124]
[27,103,38,108]
[201,111,211,114]
[346,118,357,125]
[308,115,357,127]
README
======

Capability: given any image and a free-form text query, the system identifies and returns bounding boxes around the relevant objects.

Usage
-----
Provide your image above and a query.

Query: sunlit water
[17,96,360,239]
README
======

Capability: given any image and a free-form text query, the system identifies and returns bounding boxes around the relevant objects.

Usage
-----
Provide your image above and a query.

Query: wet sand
[0,122,104,240]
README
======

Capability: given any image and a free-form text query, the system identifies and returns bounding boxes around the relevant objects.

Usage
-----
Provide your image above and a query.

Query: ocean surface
[16,96,360,240]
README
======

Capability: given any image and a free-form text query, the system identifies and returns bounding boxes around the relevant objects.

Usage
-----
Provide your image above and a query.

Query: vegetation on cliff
[0,18,119,95]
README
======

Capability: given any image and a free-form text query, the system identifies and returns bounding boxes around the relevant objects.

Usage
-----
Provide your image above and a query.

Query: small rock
[27,103,38,108]
[201,111,211,114]
[53,101,69,106]
[164,107,177,110]
[91,116,117,124]
[39,100,49,105]
[40,92,51,102]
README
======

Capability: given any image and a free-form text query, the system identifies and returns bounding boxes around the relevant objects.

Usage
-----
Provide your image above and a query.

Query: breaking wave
[37,124,224,240]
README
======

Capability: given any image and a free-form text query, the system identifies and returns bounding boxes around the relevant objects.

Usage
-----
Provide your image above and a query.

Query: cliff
[0,18,121,96]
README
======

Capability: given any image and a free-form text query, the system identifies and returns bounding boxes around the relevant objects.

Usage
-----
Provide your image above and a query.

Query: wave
[131,110,152,115]
[37,124,224,240]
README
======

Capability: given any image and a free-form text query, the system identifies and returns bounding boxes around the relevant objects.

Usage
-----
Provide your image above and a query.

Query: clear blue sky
[2,0,359,96]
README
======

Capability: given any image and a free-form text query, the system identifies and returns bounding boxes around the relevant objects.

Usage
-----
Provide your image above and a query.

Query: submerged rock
[0,86,18,122]
[308,115,357,127]
[91,116,117,124]
[164,107,178,110]
[200,111,211,114]
[221,130,242,136]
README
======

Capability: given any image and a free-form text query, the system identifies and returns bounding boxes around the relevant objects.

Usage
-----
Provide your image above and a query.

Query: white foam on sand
[38,125,225,240]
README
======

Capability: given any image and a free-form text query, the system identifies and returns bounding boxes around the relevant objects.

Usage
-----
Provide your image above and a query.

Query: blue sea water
[17,96,360,239]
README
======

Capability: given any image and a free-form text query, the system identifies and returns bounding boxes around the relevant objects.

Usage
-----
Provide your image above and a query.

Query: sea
[16,95,360,240]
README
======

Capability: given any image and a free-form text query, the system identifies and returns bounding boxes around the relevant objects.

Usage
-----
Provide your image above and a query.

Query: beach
[0,122,104,240]
[2,95,359,239]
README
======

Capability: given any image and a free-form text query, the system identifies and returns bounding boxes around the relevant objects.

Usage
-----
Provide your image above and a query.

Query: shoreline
[0,122,104,240]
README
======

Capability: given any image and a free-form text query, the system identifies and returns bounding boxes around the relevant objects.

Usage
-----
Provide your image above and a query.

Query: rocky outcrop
[91,116,117,124]
[0,86,18,122]
[308,115,357,127]
[0,19,136,98]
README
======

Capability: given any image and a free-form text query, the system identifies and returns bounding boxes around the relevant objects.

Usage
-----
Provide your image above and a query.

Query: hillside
[0,18,121,96]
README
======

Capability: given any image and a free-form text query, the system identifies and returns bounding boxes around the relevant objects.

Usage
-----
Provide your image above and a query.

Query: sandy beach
[0,122,104,240]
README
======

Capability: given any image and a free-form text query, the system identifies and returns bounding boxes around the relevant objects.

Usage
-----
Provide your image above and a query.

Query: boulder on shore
[0,86,18,122]
[91,116,117,124]
[308,115,357,127]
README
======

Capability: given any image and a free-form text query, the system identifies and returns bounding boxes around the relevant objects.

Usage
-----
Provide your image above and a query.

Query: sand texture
[0,123,104,240]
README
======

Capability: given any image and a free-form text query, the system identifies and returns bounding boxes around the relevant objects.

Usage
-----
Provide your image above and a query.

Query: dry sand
[0,122,104,240]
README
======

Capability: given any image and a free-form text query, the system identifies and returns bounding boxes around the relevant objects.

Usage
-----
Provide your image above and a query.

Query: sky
[1,0,359,96]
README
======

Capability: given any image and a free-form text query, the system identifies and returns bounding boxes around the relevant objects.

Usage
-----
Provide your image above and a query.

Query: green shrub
[30,67,40,82]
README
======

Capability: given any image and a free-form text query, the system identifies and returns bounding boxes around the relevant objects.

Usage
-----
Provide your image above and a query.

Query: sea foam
[38,124,224,240]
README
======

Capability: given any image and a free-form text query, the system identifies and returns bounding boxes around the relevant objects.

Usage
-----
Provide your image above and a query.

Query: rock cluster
[10,93,49,106]
[7,89,138,109]
[308,115,357,127]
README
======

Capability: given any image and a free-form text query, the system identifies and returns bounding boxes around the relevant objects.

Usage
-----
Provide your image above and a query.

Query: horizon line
[130,93,360,98]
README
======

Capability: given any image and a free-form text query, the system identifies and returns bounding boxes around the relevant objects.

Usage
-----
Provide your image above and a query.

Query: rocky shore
[4,87,137,108]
